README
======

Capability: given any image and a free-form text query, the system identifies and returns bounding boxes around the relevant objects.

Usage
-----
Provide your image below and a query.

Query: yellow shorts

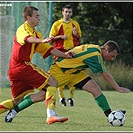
[49,64,89,87]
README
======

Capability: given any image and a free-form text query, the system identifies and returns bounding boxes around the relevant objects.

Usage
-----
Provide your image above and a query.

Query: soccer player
[49,40,130,118]
[0,6,75,124]
[49,4,82,106]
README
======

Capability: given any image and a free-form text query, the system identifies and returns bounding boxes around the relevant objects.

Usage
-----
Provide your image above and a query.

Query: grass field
[0,88,132,132]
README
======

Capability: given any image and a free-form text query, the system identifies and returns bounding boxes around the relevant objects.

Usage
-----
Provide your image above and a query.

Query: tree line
[50,2,132,65]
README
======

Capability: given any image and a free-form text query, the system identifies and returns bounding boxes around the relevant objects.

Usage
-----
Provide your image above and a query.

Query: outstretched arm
[101,72,130,93]
[26,36,54,44]
[50,48,75,59]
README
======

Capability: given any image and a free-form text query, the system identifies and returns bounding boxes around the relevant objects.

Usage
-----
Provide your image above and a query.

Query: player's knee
[39,91,46,101]
[32,90,46,102]
[13,97,24,106]
[48,76,58,87]
[39,96,45,101]
[53,80,58,87]
[91,85,102,98]
[95,85,101,93]
[83,81,101,96]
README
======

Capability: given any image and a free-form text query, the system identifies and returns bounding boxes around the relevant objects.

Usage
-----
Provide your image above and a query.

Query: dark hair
[62,4,72,11]
[22,6,38,21]
[104,40,120,54]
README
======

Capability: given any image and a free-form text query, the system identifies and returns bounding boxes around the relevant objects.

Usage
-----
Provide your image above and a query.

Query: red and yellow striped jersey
[9,21,54,68]
[49,18,82,51]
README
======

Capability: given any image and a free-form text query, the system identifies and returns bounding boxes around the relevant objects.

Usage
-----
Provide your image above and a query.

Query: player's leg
[46,76,68,124]
[58,86,66,106]
[49,64,76,108]
[5,63,68,124]
[68,70,112,117]
[48,64,83,124]
[0,95,24,115]
[67,86,75,106]
[4,84,35,122]
[4,63,46,122]
[5,86,68,124]
[0,99,14,114]
[74,77,111,117]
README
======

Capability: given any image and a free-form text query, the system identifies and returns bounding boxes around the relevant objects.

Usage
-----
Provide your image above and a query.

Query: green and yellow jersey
[55,44,107,74]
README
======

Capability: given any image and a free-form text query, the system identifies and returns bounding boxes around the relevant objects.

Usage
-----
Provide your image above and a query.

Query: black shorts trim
[42,84,49,92]
[74,76,92,89]
[42,88,47,92]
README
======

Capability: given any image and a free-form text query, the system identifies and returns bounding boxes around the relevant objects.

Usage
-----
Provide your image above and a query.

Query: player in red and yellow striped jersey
[0,6,74,124]
[49,40,130,118]
[49,4,82,106]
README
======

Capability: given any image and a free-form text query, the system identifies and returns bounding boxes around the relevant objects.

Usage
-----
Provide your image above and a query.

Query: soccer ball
[107,110,126,126]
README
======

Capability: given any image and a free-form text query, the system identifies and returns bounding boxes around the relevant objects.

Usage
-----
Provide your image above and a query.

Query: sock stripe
[0,105,10,110]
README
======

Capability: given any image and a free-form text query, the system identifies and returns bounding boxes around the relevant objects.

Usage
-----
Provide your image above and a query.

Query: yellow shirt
[49,18,82,51]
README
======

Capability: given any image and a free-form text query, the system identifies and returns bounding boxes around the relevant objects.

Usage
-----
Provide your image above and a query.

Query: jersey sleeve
[16,27,31,45]
[35,43,54,59]
[49,21,60,37]
[16,22,43,45]
[83,55,108,73]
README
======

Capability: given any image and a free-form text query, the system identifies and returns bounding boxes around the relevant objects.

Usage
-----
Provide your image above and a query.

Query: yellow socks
[0,99,14,114]
[46,86,57,117]
[58,86,65,98]
[69,87,75,98]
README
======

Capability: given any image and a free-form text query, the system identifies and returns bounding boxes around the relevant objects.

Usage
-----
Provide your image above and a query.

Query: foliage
[50,2,132,65]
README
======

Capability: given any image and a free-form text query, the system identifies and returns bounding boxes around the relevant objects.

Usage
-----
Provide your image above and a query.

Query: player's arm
[50,35,68,41]
[101,72,130,93]
[72,27,80,40]
[26,36,54,43]
[50,48,75,59]
[49,23,68,42]
[72,22,82,40]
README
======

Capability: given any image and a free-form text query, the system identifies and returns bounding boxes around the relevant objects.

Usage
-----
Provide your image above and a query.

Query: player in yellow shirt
[49,40,130,118]
[49,4,82,106]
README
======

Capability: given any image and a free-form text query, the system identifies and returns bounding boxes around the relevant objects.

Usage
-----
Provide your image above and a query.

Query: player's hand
[73,27,79,39]
[60,35,68,40]
[66,51,76,58]
[117,87,131,93]
[73,27,78,36]
[42,37,54,43]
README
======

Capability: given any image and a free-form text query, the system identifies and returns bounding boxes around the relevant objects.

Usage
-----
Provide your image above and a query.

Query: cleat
[60,98,66,106]
[46,115,68,124]
[67,98,74,106]
[5,109,16,123]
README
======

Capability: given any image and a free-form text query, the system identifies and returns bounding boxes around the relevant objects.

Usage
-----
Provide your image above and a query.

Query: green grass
[0,88,132,132]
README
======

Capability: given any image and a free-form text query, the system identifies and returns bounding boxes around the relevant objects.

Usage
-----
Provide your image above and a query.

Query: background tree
[50,2,132,65]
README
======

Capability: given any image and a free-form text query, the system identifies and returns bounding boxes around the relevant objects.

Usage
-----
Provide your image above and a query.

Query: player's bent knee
[39,91,46,101]
[48,76,58,87]
[33,90,46,102]
[82,80,101,96]
[13,97,24,106]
